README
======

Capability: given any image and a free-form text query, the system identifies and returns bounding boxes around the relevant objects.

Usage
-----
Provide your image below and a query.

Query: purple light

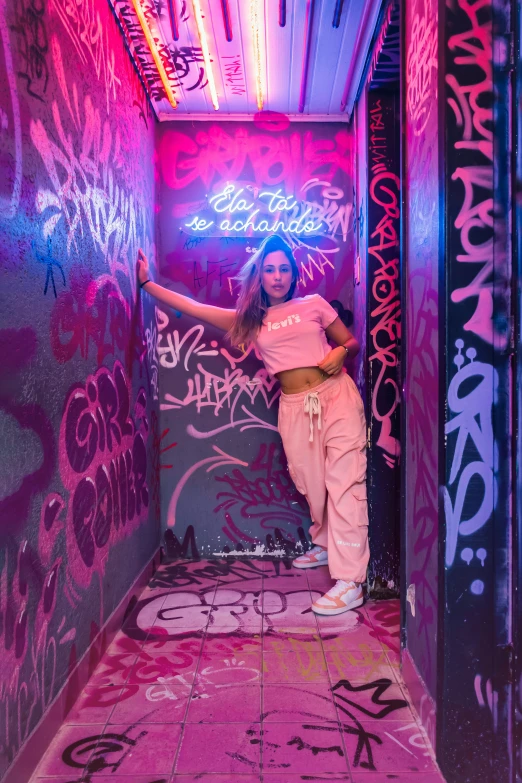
[332,0,345,27]
[220,0,233,42]
[279,0,286,27]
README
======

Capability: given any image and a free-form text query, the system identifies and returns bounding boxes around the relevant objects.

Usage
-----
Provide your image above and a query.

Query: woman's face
[261,250,294,304]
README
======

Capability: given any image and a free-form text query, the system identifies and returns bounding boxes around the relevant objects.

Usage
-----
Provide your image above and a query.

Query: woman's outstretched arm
[137,249,236,333]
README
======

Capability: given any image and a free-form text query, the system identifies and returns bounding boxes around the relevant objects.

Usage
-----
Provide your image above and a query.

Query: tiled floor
[31,558,445,783]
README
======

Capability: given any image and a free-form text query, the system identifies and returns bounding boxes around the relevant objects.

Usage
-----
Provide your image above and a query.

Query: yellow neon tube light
[191,0,220,110]
[250,0,264,110]
[131,0,178,109]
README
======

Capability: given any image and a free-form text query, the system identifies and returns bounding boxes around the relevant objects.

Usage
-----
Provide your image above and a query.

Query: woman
[137,234,369,616]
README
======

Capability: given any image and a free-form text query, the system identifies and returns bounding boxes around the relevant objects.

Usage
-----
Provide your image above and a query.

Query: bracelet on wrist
[342,344,350,357]
[139,279,151,289]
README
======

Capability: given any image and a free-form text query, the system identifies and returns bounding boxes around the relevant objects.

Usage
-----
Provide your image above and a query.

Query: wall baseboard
[402,648,437,753]
[3,547,161,783]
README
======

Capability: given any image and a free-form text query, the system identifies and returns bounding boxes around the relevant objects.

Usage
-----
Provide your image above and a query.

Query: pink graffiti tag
[56,361,149,588]
[368,108,401,465]
[446,0,506,348]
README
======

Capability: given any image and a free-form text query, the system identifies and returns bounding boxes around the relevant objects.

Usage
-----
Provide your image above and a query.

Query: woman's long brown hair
[227,234,299,346]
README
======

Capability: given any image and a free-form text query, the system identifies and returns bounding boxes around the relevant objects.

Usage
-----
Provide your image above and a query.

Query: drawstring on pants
[304,392,322,442]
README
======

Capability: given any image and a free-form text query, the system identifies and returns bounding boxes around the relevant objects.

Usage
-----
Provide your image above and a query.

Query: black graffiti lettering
[289,724,345,757]
[11,0,49,100]
[339,713,382,770]
[332,678,408,719]
[164,525,200,560]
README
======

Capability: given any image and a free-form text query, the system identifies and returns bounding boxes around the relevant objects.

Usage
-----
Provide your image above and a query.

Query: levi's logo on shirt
[266,314,301,331]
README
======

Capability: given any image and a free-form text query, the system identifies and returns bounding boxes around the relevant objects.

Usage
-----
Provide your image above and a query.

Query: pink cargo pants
[278,372,369,583]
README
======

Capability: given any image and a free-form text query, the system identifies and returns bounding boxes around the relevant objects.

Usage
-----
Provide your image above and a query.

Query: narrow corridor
[30,559,444,782]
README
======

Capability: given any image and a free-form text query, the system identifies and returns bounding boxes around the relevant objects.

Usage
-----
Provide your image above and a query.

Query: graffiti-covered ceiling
[109,0,383,120]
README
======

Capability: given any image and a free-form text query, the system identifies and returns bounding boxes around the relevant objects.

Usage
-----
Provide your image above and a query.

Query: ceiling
[109,0,384,121]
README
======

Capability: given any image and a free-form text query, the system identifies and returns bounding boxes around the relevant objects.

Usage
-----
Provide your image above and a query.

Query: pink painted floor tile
[350,774,445,783]
[142,635,204,657]
[200,633,262,655]
[37,778,174,783]
[263,632,323,654]
[263,776,350,782]
[263,651,328,683]
[262,600,317,629]
[107,631,144,657]
[263,588,313,607]
[176,723,261,774]
[126,645,201,684]
[364,601,401,654]
[108,683,191,724]
[171,776,261,783]
[134,589,216,639]
[206,614,263,634]
[305,568,337,588]
[262,577,311,595]
[186,682,261,723]
[333,680,414,724]
[342,720,436,775]
[197,650,262,681]
[365,599,400,622]
[215,577,265,593]
[144,629,208,647]
[88,651,139,687]
[262,682,338,722]
[263,608,319,638]
[86,723,181,775]
[320,613,387,652]
[261,722,349,775]
[34,723,105,777]
[326,647,401,684]
[66,685,123,724]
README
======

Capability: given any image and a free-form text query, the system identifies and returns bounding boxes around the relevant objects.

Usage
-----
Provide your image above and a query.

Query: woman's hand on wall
[137,249,150,285]
[318,346,347,375]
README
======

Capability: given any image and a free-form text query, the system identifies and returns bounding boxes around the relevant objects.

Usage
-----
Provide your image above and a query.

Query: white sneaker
[292,545,328,569]
[312,580,364,615]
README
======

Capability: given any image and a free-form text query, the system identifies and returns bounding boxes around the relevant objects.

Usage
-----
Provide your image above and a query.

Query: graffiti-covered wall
[403,0,440,745]
[155,119,355,556]
[366,88,401,592]
[0,0,158,778]
[352,91,369,410]
[439,0,512,777]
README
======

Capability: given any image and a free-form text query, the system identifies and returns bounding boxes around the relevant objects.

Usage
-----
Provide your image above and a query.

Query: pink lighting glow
[298,0,316,113]
[250,0,265,110]
[191,0,220,110]
[130,0,178,109]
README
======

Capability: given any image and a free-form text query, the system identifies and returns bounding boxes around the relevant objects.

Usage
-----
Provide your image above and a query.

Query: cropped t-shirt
[254,294,339,377]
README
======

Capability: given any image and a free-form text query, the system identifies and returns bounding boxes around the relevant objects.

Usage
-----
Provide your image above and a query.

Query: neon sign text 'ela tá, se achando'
[184,184,324,236]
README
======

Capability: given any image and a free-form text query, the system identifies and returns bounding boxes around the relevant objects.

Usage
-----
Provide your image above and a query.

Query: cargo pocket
[352,482,369,526]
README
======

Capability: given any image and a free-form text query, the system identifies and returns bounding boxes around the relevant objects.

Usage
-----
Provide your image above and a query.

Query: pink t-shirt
[254,294,339,377]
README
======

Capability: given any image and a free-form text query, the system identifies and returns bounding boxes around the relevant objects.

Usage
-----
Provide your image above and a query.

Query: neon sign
[184,183,323,237]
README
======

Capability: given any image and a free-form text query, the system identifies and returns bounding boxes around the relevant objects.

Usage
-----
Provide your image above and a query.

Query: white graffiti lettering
[443,340,498,567]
